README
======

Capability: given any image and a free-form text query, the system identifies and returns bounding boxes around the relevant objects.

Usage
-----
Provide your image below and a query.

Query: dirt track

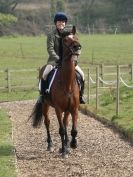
[0,100,133,177]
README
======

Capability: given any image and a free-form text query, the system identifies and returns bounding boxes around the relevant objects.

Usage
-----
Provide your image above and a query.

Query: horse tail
[30,101,43,128]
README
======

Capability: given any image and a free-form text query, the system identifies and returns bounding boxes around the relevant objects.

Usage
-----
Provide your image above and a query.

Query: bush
[0,13,17,25]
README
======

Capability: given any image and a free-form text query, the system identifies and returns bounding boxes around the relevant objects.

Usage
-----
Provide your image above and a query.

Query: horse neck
[61,55,76,91]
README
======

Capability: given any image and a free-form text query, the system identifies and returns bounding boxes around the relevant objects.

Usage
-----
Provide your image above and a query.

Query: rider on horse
[39,12,86,104]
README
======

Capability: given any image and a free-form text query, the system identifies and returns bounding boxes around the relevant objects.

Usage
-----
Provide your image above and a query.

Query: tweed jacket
[47,28,63,66]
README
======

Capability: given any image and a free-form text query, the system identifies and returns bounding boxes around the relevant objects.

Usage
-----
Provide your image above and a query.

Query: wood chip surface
[0,100,133,177]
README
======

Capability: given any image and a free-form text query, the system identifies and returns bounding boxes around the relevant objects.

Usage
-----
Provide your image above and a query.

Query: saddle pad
[47,69,56,84]
[46,68,58,93]
[45,69,82,93]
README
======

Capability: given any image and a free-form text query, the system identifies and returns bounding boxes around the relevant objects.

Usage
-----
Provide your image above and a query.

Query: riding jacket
[46,28,84,81]
[47,28,62,66]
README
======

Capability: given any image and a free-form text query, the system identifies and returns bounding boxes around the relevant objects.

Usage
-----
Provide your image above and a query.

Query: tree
[56,0,65,12]
[50,0,65,21]
[0,0,24,14]
[76,0,97,26]
[107,0,133,32]
[50,0,57,20]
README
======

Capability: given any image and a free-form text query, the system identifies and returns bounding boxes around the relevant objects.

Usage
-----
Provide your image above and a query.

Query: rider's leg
[75,65,86,104]
[38,65,54,101]
[42,64,54,80]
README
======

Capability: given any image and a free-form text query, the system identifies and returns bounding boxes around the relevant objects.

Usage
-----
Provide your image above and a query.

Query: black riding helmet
[54,12,68,23]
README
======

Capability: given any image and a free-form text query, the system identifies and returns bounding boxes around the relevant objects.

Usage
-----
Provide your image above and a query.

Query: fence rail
[0,68,39,92]
[87,64,133,116]
[0,64,132,116]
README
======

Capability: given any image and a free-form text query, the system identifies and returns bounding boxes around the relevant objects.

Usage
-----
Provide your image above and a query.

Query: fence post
[130,64,133,81]
[100,64,104,87]
[6,68,11,92]
[116,65,120,116]
[87,68,90,104]
[91,49,94,64]
[96,66,99,110]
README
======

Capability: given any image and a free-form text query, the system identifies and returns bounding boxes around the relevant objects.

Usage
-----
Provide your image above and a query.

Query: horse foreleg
[43,103,53,152]
[56,109,68,158]
[70,109,78,149]
[63,111,70,148]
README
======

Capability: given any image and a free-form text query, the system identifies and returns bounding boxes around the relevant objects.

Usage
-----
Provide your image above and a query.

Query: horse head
[62,26,82,60]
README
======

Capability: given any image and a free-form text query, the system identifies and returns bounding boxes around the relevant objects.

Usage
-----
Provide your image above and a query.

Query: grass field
[80,34,133,64]
[0,34,133,70]
[0,109,16,177]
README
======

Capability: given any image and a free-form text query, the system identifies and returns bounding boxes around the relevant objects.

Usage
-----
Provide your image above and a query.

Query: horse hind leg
[43,103,53,152]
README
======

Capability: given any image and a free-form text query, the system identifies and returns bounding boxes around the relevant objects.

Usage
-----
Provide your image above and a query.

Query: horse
[31,26,81,158]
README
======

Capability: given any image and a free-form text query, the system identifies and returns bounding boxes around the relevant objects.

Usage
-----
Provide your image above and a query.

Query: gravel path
[0,100,133,177]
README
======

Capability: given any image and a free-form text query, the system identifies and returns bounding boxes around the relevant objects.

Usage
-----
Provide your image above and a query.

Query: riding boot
[38,79,47,103]
[80,80,86,104]
[41,79,47,94]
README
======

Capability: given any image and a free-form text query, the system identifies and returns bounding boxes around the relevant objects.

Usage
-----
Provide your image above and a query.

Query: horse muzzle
[71,45,81,55]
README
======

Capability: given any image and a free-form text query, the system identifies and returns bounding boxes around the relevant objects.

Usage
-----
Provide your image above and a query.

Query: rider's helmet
[54,12,68,24]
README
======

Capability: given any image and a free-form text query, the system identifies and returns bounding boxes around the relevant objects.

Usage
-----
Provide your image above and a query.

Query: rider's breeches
[39,64,54,91]
[75,65,85,81]
[41,64,85,81]
[39,64,84,91]
[42,64,54,80]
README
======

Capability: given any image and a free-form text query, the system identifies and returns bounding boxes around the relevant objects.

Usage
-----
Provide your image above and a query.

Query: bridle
[62,36,82,61]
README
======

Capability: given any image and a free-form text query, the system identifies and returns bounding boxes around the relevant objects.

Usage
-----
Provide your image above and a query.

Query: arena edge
[0,109,16,177]
[80,104,133,144]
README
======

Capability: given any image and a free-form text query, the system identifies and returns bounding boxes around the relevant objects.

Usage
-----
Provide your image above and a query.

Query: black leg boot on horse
[80,79,86,104]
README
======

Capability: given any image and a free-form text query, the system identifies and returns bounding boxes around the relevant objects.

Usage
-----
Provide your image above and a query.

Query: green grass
[0,109,16,177]
[0,35,47,70]
[0,34,133,70]
[0,90,38,102]
[79,34,133,64]
[87,86,133,139]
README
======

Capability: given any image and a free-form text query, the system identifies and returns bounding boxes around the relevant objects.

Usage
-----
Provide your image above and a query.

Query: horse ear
[72,26,76,35]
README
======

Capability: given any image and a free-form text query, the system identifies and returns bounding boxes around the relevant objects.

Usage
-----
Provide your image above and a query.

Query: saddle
[40,63,83,97]
[43,68,83,94]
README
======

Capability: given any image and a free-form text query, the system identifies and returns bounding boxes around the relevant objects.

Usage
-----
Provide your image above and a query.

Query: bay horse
[31,26,81,158]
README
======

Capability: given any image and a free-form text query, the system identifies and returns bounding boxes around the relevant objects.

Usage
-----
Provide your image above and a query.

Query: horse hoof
[59,147,70,154]
[66,148,71,154]
[59,148,62,153]
[70,141,77,149]
[47,146,54,152]
[70,144,77,149]
[62,153,69,159]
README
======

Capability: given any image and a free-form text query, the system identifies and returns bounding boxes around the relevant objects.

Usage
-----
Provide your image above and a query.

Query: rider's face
[56,21,66,31]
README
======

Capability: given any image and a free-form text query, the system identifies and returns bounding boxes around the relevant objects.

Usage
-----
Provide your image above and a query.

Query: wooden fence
[0,64,133,115]
[0,68,39,92]
[86,64,133,115]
